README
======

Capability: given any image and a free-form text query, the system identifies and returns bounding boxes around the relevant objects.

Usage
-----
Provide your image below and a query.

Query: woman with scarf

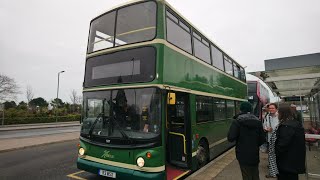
[263,103,279,178]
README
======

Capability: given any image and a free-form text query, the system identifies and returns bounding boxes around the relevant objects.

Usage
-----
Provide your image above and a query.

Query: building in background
[249,53,320,128]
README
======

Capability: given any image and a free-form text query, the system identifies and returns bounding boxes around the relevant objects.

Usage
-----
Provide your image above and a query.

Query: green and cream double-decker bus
[77,0,247,179]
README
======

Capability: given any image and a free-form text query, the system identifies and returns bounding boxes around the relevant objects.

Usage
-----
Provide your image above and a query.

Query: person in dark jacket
[290,104,303,125]
[276,105,306,180]
[228,102,266,180]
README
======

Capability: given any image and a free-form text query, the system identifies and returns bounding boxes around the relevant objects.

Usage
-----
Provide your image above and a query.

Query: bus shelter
[249,53,320,179]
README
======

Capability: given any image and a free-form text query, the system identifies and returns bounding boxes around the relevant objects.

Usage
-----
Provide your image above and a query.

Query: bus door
[166,92,191,169]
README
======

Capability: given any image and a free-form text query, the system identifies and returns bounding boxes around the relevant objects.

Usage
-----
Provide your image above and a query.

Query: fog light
[136,157,145,168]
[79,148,85,156]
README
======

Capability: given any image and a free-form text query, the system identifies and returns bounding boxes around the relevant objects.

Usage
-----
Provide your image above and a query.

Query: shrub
[3,114,81,125]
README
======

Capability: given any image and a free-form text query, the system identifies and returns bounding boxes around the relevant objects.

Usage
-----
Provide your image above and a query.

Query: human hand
[143,124,149,132]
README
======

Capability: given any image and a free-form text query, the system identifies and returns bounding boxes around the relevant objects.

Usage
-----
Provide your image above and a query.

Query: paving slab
[187,148,310,180]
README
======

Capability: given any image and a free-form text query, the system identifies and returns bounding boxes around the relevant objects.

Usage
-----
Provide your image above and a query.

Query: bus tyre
[196,141,209,168]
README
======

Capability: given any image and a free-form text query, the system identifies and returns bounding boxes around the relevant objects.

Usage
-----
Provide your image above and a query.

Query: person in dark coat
[276,105,306,180]
[290,104,303,125]
[228,102,266,180]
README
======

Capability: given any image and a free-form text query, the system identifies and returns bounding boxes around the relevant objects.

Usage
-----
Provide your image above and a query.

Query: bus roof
[92,0,245,69]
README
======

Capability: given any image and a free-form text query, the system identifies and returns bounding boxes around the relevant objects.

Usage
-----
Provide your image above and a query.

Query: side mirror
[167,92,176,105]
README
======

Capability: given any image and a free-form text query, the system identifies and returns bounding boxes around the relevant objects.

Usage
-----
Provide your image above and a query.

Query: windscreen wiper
[110,116,130,140]
[88,113,104,138]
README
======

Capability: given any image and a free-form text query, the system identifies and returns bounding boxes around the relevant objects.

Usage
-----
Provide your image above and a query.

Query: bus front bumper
[77,158,165,180]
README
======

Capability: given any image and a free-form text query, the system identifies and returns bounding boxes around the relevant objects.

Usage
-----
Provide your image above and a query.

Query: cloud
[1,0,320,103]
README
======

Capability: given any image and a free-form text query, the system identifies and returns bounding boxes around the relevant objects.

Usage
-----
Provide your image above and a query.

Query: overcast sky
[1,0,320,103]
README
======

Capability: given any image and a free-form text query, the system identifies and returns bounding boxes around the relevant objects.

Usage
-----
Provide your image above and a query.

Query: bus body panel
[132,146,166,168]
[80,140,133,164]
[79,43,246,179]
[80,0,248,178]
[78,140,166,179]
[162,46,247,100]
[188,94,234,169]
[192,121,234,158]
[77,158,165,179]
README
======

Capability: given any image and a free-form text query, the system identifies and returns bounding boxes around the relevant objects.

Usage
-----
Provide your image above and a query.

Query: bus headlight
[136,157,145,168]
[79,148,85,156]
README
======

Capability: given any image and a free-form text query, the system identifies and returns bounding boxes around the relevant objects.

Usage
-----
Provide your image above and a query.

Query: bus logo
[101,150,114,159]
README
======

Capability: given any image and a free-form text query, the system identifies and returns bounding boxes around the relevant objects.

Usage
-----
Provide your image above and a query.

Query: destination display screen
[92,60,141,80]
[84,46,156,87]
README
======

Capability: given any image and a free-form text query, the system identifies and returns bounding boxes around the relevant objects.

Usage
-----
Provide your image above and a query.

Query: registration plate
[99,169,116,178]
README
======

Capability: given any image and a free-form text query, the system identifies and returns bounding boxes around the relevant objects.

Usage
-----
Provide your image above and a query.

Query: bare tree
[26,85,34,105]
[69,89,81,112]
[0,74,20,102]
[69,89,78,105]
[78,95,82,105]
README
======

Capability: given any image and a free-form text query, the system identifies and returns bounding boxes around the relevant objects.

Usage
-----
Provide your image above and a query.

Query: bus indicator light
[146,152,152,158]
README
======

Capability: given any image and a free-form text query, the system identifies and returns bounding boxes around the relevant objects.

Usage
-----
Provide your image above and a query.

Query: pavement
[187,147,319,180]
[188,150,284,180]
[0,121,81,131]
[0,121,80,152]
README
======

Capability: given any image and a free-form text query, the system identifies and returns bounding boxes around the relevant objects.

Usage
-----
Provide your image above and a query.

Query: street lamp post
[55,70,65,123]
[0,103,4,126]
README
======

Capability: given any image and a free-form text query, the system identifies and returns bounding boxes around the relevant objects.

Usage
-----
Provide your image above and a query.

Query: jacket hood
[237,113,261,128]
[233,112,246,119]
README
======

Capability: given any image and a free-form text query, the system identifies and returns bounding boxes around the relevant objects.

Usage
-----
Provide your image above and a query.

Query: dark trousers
[277,171,298,180]
[240,165,260,180]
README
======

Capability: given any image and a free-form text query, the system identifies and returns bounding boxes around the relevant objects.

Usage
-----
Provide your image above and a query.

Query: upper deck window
[87,1,157,53]
[165,7,246,80]
[233,63,241,79]
[193,32,211,64]
[240,67,246,82]
[88,11,116,52]
[211,45,224,71]
[224,56,233,76]
[166,10,192,54]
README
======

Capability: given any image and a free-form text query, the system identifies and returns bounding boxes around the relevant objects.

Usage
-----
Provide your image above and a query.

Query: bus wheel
[196,141,209,168]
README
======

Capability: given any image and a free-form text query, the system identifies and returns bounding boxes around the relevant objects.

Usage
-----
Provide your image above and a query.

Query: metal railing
[305,133,320,179]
